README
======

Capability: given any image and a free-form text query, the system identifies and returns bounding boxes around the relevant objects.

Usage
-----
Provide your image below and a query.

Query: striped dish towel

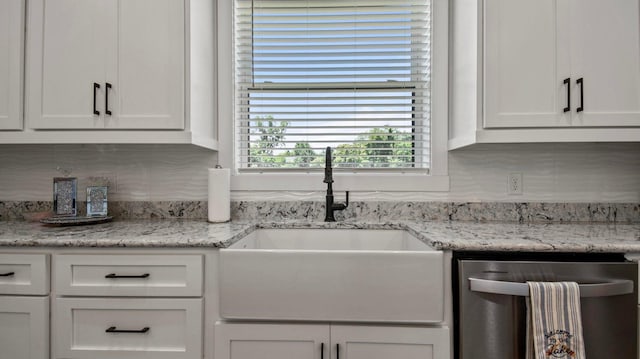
[526,282,586,359]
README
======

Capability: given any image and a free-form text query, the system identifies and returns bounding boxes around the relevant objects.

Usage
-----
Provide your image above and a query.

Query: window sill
[230,173,450,192]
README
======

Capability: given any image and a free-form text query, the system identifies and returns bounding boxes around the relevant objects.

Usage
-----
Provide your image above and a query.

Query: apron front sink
[219,228,444,323]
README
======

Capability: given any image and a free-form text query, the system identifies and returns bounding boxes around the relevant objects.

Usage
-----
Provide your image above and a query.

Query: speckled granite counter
[0,220,639,253]
[406,221,640,253]
[0,220,252,248]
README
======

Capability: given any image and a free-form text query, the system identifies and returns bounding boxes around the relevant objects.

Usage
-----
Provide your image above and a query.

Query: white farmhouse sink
[219,228,444,323]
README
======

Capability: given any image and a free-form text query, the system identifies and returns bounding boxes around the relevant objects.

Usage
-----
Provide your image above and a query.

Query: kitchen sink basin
[219,228,444,323]
[228,228,436,251]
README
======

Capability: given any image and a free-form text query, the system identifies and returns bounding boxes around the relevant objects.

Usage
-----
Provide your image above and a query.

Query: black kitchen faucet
[323,147,349,222]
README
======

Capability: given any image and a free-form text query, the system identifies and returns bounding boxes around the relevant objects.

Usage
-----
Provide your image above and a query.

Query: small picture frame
[86,186,108,217]
[53,177,77,216]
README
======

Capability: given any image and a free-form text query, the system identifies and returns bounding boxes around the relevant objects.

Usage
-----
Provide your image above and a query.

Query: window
[220,0,449,191]
[235,0,433,170]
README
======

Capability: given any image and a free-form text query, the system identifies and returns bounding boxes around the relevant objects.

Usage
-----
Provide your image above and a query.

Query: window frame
[217,0,449,192]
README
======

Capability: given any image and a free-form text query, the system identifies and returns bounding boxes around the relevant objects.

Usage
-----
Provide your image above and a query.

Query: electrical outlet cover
[508,173,523,195]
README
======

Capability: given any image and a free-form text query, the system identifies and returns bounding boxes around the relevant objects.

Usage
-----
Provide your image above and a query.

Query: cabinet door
[331,325,450,359]
[215,323,329,359]
[0,296,49,359]
[27,0,110,129]
[569,0,640,127]
[108,0,184,129]
[0,0,23,130]
[484,0,570,128]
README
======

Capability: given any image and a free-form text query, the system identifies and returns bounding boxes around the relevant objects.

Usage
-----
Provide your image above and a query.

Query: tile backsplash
[0,142,639,223]
[1,143,639,203]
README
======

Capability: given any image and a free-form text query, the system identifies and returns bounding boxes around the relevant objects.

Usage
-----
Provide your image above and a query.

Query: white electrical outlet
[507,173,523,195]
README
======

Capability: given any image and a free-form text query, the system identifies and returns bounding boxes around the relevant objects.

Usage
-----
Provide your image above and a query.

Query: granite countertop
[0,220,639,253]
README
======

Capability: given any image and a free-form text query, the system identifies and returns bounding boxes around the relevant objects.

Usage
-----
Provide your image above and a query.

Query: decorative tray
[40,216,113,226]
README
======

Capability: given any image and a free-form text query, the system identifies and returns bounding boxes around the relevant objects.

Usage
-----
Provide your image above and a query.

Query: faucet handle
[332,191,349,211]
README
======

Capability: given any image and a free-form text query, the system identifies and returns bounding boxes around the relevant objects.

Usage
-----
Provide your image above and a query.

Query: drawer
[54,297,203,359]
[0,253,49,295]
[54,254,203,296]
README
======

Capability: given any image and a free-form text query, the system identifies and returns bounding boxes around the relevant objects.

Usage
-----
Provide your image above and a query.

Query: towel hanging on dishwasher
[526,282,586,359]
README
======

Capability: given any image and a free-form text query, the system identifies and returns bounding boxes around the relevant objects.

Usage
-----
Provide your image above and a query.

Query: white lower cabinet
[215,323,328,359]
[0,296,49,359]
[54,297,203,359]
[54,254,203,297]
[331,325,450,359]
[0,253,50,359]
[215,323,450,359]
[0,253,49,295]
[52,253,205,359]
[0,247,452,359]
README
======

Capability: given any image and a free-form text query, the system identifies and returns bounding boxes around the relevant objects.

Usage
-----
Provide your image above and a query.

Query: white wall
[1,142,638,202]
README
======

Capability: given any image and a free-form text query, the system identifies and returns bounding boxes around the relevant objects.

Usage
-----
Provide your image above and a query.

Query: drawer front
[54,297,202,359]
[0,254,49,295]
[54,254,203,296]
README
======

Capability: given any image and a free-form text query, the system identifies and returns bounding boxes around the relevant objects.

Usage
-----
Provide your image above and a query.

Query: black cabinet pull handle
[105,273,150,279]
[321,342,324,359]
[576,78,584,112]
[106,326,150,334]
[93,83,100,115]
[336,343,339,359]
[563,77,570,112]
[0,272,15,277]
[105,83,112,116]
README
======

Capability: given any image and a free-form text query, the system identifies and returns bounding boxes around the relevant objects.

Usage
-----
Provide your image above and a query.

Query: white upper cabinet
[109,0,184,129]
[15,0,217,148]
[484,0,569,128]
[484,0,640,128]
[450,0,640,148]
[32,0,107,129]
[27,0,184,130]
[569,0,640,127]
[0,0,23,130]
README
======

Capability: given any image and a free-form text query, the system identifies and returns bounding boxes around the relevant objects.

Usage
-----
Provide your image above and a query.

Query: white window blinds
[235,0,431,170]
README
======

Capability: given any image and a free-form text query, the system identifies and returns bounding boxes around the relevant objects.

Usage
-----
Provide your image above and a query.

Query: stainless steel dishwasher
[454,252,637,359]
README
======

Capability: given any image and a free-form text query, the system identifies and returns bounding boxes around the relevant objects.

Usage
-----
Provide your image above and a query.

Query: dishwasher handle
[469,277,634,298]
